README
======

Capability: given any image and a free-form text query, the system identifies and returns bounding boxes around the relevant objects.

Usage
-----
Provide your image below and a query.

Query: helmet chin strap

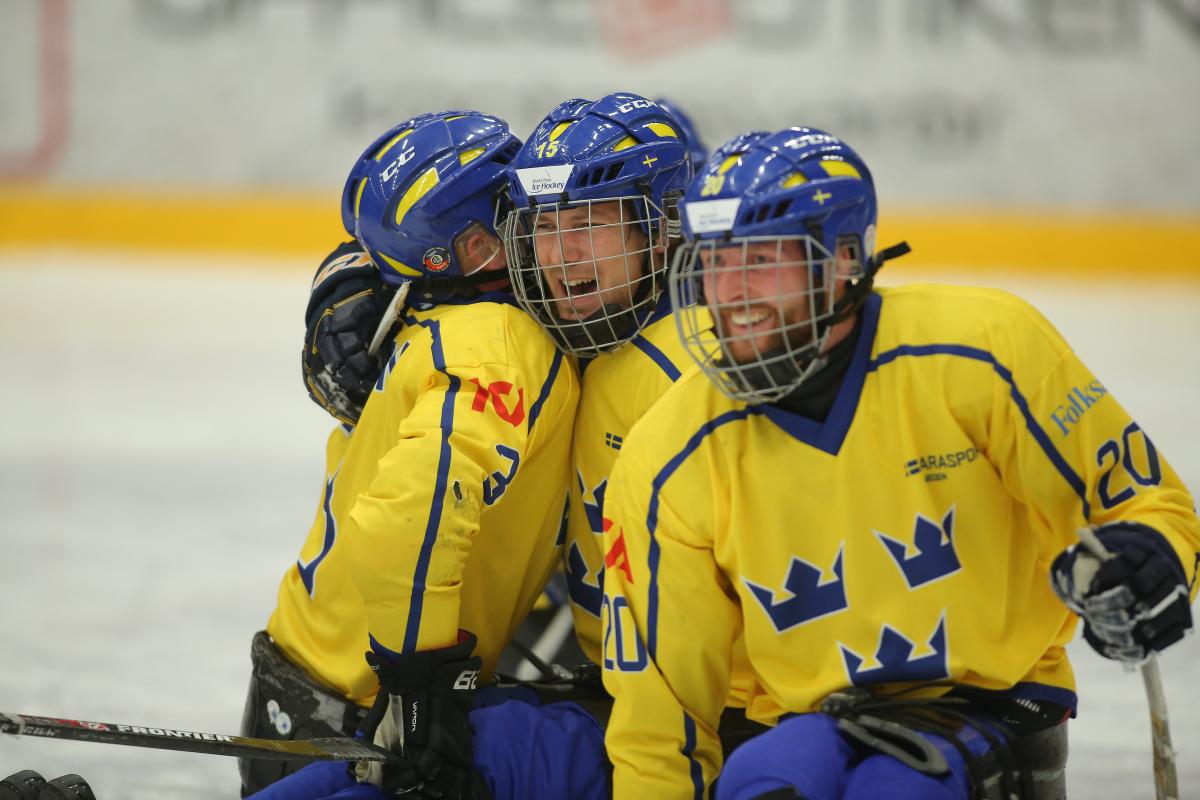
[828,241,911,326]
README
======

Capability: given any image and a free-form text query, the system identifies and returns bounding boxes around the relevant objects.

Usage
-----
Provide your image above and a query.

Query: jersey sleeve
[601,437,740,800]
[984,300,1200,592]
[343,356,537,656]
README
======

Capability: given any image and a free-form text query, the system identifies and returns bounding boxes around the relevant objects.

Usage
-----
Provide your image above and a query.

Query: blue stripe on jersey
[528,350,565,433]
[367,632,402,661]
[297,472,338,597]
[646,408,756,659]
[400,317,461,653]
[868,344,1091,521]
[682,712,704,800]
[758,292,881,455]
[631,335,683,382]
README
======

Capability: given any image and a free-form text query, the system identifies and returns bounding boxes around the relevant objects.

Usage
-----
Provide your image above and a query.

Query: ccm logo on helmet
[381,144,417,182]
[616,98,655,114]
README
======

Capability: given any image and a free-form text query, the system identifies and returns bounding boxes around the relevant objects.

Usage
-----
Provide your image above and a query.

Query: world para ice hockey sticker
[422,247,451,272]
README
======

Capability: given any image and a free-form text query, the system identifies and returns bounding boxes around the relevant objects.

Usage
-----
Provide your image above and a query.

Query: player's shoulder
[619,362,737,470]
[875,283,1068,355]
[586,311,691,388]
[418,298,560,371]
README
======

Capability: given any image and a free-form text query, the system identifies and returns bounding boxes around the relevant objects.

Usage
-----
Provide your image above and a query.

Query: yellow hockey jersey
[564,299,757,708]
[601,285,1200,799]
[565,300,700,662]
[268,298,578,705]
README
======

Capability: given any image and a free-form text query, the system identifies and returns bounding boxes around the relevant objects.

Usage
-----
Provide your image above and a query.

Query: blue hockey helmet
[653,97,709,175]
[670,127,909,403]
[682,127,878,257]
[503,92,693,357]
[341,110,522,297]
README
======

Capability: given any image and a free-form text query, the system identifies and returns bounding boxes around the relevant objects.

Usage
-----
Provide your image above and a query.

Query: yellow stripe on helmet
[459,147,486,166]
[646,122,678,138]
[782,172,809,189]
[372,128,414,162]
[613,136,638,152]
[353,178,368,219]
[718,154,742,175]
[375,251,424,277]
[549,122,573,142]
[820,159,863,180]
[394,167,440,226]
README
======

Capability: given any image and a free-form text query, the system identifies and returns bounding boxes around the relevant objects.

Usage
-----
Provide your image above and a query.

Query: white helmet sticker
[686,198,742,235]
[516,165,575,197]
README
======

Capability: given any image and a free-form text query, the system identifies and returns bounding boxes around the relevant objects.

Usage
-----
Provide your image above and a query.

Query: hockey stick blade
[0,712,392,764]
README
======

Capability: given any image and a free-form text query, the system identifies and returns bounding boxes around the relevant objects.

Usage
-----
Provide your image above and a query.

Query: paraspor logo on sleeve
[516,164,574,196]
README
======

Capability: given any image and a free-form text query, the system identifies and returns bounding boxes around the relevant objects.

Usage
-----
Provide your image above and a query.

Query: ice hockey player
[239,110,596,800]
[599,127,1200,799]
[502,91,704,663]
[288,92,767,794]
[297,90,718,676]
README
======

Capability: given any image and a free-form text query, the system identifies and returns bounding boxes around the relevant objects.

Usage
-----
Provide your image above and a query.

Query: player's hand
[302,242,393,425]
[356,632,492,800]
[1051,522,1193,664]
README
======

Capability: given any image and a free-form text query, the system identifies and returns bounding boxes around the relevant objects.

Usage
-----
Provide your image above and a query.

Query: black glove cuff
[1093,522,1188,587]
[305,241,389,328]
[366,633,481,695]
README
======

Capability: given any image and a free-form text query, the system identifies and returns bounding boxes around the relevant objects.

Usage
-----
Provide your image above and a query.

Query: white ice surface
[0,251,1197,798]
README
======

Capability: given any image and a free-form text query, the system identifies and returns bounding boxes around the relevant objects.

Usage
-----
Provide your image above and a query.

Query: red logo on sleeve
[604,522,634,584]
[469,378,526,427]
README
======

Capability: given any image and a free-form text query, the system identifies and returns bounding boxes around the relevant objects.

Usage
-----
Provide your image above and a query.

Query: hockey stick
[367,281,410,358]
[513,604,576,682]
[1075,526,1179,800]
[0,712,395,765]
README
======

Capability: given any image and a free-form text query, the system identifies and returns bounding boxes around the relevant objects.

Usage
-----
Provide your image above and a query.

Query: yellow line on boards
[1,189,1198,277]
[878,211,1200,277]
[0,188,346,257]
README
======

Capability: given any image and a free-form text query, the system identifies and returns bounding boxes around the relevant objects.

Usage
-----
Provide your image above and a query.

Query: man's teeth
[730,310,771,326]
[565,277,595,288]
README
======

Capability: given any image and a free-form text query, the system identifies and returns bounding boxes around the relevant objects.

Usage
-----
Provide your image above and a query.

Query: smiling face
[530,200,652,321]
[701,238,821,364]
[699,237,860,367]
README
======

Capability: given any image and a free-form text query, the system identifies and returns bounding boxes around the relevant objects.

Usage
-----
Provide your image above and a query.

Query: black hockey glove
[1051,522,1194,664]
[356,632,492,800]
[302,242,393,426]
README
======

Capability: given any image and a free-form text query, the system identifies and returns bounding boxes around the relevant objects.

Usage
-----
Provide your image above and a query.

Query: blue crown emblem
[564,541,603,617]
[875,507,962,589]
[840,613,949,686]
[578,472,608,537]
[743,545,848,633]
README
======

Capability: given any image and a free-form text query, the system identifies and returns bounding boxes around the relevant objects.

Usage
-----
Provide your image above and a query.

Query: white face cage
[669,234,862,404]
[502,196,673,357]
